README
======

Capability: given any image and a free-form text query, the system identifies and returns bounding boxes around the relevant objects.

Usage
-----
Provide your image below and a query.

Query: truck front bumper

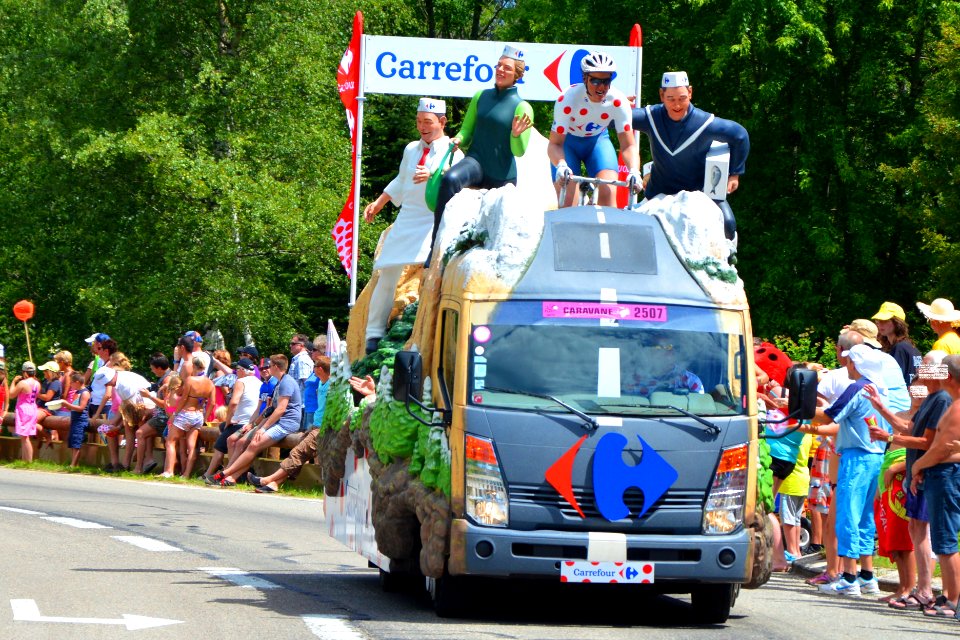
[448,519,752,584]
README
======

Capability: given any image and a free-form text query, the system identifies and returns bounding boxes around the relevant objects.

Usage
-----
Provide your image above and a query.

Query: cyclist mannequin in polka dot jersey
[548,51,641,207]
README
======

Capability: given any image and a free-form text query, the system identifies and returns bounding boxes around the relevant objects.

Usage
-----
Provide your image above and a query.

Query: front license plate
[559,561,655,584]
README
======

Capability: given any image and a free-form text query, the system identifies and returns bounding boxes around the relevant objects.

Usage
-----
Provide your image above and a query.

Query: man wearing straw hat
[917,298,960,355]
[361,98,463,355]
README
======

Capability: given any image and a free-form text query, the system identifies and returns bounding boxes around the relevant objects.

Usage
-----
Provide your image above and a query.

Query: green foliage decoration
[352,302,418,379]
[320,347,354,435]
[757,439,774,513]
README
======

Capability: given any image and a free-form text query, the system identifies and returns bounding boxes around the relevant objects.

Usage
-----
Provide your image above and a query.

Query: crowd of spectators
[757,298,960,622]
[0,329,336,490]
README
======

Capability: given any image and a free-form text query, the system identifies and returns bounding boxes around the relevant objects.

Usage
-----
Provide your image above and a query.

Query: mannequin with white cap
[632,71,749,239]
[361,98,464,354]
[428,45,534,260]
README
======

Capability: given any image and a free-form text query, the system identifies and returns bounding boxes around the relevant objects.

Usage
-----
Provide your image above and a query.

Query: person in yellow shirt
[917,298,960,354]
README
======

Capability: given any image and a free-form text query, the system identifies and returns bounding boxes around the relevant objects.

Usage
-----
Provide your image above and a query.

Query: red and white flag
[331,11,364,274]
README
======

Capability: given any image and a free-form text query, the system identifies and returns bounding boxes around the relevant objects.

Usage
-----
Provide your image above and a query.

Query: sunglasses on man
[588,76,612,87]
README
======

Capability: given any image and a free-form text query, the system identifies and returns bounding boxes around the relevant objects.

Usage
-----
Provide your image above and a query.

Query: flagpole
[349,32,366,307]
[632,24,643,102]
[349,94,364,307]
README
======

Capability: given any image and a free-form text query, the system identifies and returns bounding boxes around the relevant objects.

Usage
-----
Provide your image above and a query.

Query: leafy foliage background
[0,0,957,368]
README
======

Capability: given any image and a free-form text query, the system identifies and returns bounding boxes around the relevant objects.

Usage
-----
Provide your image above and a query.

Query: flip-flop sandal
[890,592,934,610]
[923,596,958,617]
[878,594,901,604]
[255,484,277,494]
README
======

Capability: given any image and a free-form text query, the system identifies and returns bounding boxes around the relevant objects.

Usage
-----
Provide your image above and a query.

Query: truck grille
[508,483,705,521]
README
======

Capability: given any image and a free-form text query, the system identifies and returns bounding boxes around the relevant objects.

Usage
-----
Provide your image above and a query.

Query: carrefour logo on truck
[546,432,678,522]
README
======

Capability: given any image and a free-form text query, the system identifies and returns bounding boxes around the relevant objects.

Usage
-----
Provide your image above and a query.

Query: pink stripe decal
[542,302,667,321]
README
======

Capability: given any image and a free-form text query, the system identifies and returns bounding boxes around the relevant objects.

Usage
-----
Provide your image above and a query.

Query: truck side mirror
[787,368,818,421]
[393,350,450,427]
[393,351,423,402]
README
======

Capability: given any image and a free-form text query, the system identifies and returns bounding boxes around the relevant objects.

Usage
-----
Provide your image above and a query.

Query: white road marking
[11,599,182,630]
[599,232,611,259]
[40,516,111,529]
[112,536,181,552]
[596,211,606,224]
[198,567,281,590]
[0,507,47,516]
[600,288,618,326]
[302,614,367,640]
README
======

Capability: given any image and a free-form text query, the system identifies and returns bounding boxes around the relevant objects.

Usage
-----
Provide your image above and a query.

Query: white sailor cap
[501,44,525,61]
[417,98,446,114]
[661,71,690,88]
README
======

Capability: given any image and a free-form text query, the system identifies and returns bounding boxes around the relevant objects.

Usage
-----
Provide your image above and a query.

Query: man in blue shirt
[248,357,337,494]
[632,71,749,240]
[213,354,302,487]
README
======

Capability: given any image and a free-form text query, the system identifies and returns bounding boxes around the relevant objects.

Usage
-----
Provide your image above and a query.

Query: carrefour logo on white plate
[362,36,640,102]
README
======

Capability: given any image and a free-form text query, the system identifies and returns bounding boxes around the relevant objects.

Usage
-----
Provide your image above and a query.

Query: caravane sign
[362,36,641,101]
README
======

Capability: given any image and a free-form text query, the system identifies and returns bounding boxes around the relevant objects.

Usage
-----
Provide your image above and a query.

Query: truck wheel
[427,574,472,618]
[379,568,406,593]
[690,583,737,624]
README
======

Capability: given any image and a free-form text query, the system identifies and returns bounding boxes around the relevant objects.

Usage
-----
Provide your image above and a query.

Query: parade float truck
[317,142,816,623]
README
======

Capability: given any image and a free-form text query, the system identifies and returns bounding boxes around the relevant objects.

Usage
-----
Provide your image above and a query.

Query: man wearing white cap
[362,98,464,354]
[82,332,109,385]
[631,71,749,239]
[429,45,534,259]
[917,297,960,355]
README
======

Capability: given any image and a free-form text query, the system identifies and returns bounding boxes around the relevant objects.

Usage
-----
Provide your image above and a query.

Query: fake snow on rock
[435,129,555,289]
[464,186,544,284]
[637,191,746,305]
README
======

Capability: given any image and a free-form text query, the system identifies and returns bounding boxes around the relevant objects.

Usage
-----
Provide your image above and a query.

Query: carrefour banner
[363,36,641,102]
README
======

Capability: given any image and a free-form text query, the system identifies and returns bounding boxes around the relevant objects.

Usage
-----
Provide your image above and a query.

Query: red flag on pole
[332,12,364,274]
[617,24,643,208]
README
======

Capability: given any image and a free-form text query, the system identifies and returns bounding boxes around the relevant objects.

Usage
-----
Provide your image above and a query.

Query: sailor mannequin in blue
[632,72,749,240]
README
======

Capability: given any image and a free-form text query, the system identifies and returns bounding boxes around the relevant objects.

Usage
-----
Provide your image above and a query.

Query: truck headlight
[465,434,509,527]
[702,444,748,535]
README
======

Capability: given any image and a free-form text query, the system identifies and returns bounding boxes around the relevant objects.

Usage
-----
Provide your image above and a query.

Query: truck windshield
[468,301,747,417]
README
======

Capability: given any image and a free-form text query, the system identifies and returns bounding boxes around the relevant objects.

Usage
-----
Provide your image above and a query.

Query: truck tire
[379,568,405,593]
[690,583,737,624]
[427,574,473,618]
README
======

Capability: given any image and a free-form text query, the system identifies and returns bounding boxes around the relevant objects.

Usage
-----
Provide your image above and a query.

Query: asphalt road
[1,467,958,639]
